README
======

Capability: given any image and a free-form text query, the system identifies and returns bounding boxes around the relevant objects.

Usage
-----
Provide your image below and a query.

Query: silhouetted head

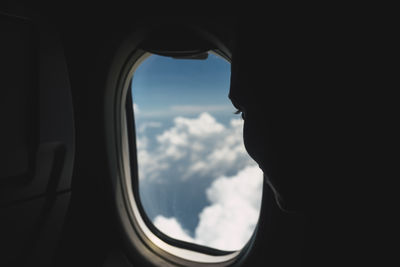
[229,22,324,213]
[229,89,311,212]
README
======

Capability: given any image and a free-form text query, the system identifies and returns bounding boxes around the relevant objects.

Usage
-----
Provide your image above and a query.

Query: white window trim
[117,51,247,265]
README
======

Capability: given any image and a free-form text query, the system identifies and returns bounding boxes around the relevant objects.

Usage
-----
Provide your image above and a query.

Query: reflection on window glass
[131,53,263,251]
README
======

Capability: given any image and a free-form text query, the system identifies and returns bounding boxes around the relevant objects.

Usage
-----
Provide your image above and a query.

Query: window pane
[131,53,263,251]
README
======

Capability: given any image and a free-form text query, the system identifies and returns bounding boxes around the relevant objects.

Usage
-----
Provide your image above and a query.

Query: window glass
[131,53,263,251]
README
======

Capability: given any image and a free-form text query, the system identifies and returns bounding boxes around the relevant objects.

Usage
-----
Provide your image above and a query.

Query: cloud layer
[195,165,263,250]
[154,165,263,251]
[137,112,254,182]
[136,112,263,251]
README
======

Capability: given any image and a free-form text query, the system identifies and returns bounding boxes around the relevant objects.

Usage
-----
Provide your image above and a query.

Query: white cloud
[173,113,225,136]
[136,112,263,250]
[153,165,263,251]
[153,216,194,243]
[138,121,162,133]
[136,112,253,182]
[195,165,263,251]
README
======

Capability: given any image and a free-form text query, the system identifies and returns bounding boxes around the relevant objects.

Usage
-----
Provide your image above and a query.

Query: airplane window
[129,52,263,252]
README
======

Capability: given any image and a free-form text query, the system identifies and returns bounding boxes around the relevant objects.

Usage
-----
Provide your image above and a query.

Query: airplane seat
[0,9,74,267]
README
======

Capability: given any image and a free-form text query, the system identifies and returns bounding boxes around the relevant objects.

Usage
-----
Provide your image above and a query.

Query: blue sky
[130,53,263,251]
[132,53,234,119]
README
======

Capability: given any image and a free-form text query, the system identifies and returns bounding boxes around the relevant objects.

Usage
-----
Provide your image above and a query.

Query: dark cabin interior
[0,2,376,267]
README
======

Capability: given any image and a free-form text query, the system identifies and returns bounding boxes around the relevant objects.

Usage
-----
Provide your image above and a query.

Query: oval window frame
[105,28,260,266]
